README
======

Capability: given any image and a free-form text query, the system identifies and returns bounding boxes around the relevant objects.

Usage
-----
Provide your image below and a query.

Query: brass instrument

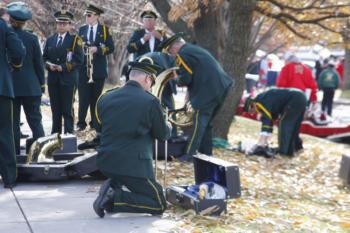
[151,68,194,128]
[84,43,94,83]
[27,133,63,164]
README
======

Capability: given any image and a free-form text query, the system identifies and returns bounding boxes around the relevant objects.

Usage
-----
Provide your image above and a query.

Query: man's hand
[56,65,63,72]
[90,46,98,54]
[49,64,57,71]
[143,33,151,42]
[152,31,162,40]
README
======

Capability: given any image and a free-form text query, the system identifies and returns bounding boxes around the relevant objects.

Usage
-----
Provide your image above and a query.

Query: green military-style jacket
[43,32,84,86]
[254,88,306,133]
[0,18,26,98]
[127,29,165,59]
[78,23,115,81]
[175,43,233,110]
[12,28,45,97]
[96,80,171,179]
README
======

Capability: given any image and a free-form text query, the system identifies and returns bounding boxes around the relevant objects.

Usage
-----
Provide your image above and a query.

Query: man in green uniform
[159,33,234,162]
[43,10,84,134]
[243,88,307,156]
[127,10,165,60]
[93,59,171,218]
[0,5,26,188]
[77,4,114,131]
[7,2,45,154]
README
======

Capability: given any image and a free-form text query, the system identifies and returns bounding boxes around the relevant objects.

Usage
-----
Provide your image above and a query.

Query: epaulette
[157,29,166,36]
[72,35,83,50]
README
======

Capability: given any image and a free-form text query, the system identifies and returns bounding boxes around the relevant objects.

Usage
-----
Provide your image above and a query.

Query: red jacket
[276,62,318,102]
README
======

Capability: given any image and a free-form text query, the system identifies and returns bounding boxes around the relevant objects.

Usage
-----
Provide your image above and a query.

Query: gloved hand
[41,86,45,94]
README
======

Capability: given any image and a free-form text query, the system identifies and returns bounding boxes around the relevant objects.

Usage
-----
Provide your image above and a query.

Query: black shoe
[78,137,100,150]
[76,125,86,131]
[177,154,193,162]
[4,182,16,189]
[93,179,112,218]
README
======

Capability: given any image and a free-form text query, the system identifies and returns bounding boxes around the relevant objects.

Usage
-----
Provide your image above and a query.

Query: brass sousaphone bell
[151,68,194,128]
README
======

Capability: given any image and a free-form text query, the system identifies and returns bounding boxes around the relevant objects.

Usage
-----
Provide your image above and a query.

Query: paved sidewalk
[0,92,180,233]
[0,179,176,233]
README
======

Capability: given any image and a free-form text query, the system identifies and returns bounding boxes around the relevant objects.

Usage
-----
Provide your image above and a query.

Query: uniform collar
[57,32,68,40]
[126,80,143,89]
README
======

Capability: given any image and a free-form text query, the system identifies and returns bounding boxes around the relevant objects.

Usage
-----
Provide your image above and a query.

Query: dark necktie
[56,36,63,47]
[89,26,94,44]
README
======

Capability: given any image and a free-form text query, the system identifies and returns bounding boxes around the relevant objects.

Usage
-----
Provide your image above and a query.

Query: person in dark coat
[93,59,171,218]
[42,10,84,134]
[0,5,26,188]
[317,61,339,117]
[77,4,115,131]
[127,10,165,60]
[139,52,177,136]
[243,88,307,156]
[158,33,234,162]
[7,3,45,154]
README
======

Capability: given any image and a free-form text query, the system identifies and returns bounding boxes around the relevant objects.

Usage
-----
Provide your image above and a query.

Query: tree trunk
[150,0,194,40]
[192,2,221,59]
[212,0,256,139]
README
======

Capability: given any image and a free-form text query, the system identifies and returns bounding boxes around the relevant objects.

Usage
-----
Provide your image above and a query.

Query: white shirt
[87,23,98,42]
[141,29,156,52]
[57,32,67,46]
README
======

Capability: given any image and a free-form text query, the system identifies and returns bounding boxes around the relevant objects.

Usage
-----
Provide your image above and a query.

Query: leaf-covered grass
[161,117,350,233]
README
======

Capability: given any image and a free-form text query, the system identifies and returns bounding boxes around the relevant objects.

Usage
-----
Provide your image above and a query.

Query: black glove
[41,86,45,94]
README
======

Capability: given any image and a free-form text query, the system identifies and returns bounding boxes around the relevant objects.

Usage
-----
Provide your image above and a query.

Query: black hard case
[166,154,241,215]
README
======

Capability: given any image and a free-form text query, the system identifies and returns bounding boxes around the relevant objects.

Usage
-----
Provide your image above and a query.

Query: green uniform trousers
[0,96,17,185]
[186,88,230,156]
[48,83,76,134]
[101,171,167,215]
[77,79,104,130]
[278,92,307,156]
[13,96,45,154]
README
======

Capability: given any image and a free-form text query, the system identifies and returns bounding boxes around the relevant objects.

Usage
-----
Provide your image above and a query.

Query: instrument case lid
[193,154,241,199]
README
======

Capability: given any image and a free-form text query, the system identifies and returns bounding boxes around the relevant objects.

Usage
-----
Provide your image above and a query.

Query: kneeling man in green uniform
[93,59,172,218]
[244,88,307,156]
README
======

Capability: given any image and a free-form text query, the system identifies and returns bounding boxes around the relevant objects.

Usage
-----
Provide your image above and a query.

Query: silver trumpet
[84,43,94,83]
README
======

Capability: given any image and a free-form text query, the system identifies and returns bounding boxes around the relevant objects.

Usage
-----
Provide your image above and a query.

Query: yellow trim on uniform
[131,42,138,51]
[262,125,273,129]
[114,203,162,211]
[186,110,199,154]
[66,63,73,72]
[147,179,164,210]
[113,179,164,211]
[11,63,23,68]
[95,92,105,125]
[255,103,272,120]
[176,54,193,75]
[103,25,107,41]
[72,35,78,51]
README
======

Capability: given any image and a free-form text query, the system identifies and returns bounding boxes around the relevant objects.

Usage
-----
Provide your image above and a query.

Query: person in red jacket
[276,54,318,104]
[336,58,344,88]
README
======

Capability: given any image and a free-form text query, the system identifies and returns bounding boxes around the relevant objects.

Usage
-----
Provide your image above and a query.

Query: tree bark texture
[213,0,256,139]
